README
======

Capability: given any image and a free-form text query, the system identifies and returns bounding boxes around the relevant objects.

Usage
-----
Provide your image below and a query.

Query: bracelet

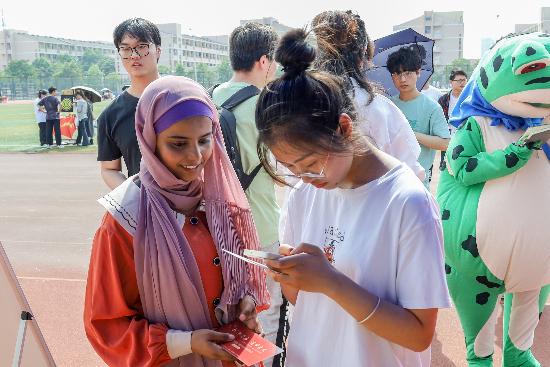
[358,296,381,324]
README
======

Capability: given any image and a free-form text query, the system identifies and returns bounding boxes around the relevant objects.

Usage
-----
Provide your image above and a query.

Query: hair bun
[276,28,315,77]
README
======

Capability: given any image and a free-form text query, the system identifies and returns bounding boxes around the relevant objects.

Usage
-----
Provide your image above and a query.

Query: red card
[217,321,282,366]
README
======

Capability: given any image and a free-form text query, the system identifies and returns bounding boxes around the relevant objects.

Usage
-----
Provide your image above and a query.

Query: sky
[1,0,548,59]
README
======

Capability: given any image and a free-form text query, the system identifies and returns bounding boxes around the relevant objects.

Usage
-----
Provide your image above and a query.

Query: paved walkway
[0,153,547,366]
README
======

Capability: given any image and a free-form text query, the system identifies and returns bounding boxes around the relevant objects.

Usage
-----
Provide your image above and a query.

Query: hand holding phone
[243,249,282,260]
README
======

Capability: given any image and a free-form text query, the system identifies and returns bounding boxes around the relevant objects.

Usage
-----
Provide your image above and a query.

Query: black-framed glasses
[452,78,467,83]
[117,44,151,59]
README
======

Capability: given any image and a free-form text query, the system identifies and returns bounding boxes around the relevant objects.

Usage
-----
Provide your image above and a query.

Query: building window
[425,26,431,34]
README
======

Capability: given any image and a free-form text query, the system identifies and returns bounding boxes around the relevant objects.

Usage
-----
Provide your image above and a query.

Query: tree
[196,63,216,87]
[445,58,477,78]
[158,65,171,75]
[54,59,83,78]
[105,72,121,82]
[215,58,232,82]
[175,62,186,76]
[81,49,104,71]
[99,57,115,75]
[87,64,103,77]
[32,58,54,78]
[5,60,36,78]
[56,54,75,63]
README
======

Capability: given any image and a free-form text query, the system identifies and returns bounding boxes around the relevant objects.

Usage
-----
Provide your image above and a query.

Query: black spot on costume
[461,235,479,258]
[466,158,479,172]
[505,152,519,168]
[452,145,465,160]
[480,67,489,89]
[493,55,504,72]
[476,276,501,289]
[476,292,490,305]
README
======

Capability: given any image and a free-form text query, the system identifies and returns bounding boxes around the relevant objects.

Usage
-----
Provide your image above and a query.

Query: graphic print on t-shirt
[323,225,345,264]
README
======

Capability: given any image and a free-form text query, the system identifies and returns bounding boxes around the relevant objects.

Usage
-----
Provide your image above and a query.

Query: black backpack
[208,84,262,191]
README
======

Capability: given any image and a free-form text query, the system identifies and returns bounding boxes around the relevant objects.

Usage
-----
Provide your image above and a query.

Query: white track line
[17,276,86,282]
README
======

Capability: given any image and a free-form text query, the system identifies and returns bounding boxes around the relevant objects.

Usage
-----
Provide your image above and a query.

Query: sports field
[0,100,111,153]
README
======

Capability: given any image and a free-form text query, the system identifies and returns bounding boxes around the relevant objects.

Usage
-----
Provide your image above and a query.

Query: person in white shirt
[75,92,90,146]
[33,90,48,146]
[421,78,444,102]
[312,10,425,181]
[254,29,451,367]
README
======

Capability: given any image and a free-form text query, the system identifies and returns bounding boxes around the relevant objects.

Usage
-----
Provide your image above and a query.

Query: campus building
[156,23,228,71]
[0,29,123,72]
[514,7,550,34]
[0,23,229,74]
[393,11,464,72]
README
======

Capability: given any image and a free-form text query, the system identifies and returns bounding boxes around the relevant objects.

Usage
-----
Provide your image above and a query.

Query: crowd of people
[79,13,549,367]
[32,87,96,147]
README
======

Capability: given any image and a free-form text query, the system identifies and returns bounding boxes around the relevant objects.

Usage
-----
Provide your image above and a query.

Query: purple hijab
[134,76,269,366]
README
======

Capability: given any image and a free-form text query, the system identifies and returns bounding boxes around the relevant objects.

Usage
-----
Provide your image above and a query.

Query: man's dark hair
[113,18,161,48]
[449,69,468,80]
[229,22,279,72]
[75,91,83,98]
[48,87,57,94]
[386,45,423,74]
[38,89,47,98]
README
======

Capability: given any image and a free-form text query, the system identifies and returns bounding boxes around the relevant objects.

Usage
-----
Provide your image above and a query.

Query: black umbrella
[366,28,435,97]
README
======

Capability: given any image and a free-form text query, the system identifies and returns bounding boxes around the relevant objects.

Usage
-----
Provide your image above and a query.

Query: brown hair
[312,10,377,103]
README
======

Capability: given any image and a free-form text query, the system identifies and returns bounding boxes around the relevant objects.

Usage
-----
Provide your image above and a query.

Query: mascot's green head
[476,32,550,118]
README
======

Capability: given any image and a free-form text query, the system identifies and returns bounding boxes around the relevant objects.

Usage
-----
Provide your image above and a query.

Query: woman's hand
[190,329,236,361]
[237,295,261,333]
[265,243,341,295]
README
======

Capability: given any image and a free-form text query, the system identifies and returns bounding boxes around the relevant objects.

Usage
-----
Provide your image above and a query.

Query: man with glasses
[97,18,161,189]
[437,69,468,169]
[387,46,450,189]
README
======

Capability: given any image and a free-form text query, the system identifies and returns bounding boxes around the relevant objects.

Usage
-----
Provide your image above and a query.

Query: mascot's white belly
[476,118,550,292]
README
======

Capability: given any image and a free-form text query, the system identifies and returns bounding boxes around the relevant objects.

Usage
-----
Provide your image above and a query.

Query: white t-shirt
[421,85,443,102]
[352,80,425,182]
[448,93,459,135]
[34,98,47,123]
[281,164,451,367]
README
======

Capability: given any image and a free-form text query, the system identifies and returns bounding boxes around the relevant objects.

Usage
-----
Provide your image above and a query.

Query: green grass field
[0,100,111,153]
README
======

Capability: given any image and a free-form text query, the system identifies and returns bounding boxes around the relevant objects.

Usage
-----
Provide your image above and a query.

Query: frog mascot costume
[436,32,550,367]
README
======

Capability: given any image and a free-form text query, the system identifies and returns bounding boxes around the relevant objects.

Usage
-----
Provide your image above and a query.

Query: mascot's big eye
[519,61,548,74]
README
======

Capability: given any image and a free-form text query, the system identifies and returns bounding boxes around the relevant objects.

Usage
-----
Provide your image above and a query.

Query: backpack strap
[220,85,260,110]
[218,85,262,191]
[207,84,220,98]
[240,164,263,192]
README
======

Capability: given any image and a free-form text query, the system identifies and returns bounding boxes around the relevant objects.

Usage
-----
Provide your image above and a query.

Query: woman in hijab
[84,76,269,367]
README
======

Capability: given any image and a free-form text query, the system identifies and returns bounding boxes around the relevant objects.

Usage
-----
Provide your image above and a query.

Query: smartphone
[243,249,282,260]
